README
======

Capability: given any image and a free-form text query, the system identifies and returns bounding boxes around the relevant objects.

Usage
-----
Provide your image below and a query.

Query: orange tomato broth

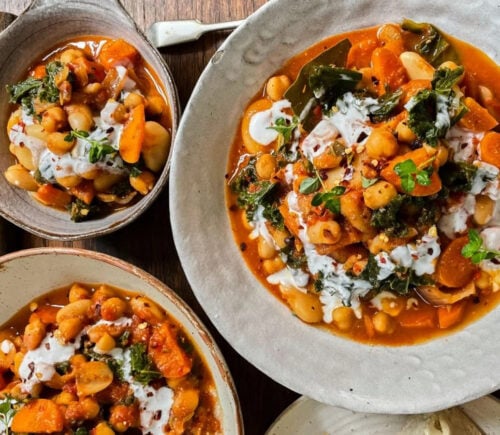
[0,283,221,433]
[226,23,500,345]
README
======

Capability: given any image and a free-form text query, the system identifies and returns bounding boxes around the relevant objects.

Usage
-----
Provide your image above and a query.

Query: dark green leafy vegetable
[401,19,459,66]
[440,161,478,193]
[237,181,277,219]
[461,229,500,264]
[82,344,124,381]
[69,198,100,222]
[370,195,408,237]
[262,205,285,230]
[284,39,352,131]
[394,158,433,193]
[308,65,362,110]
[65,130,116,164]
[311,186,346,214]
[369,88,403,123]
[281,242,308,269]
[55,361,71,375]
[360,255,433,295]
[6,61,63,115]
[407,67,466,146]
[129,343,161,385]
[74,427,90,435]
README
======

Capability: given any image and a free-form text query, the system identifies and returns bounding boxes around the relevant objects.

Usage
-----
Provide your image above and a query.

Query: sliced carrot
[458,97,499,132]
[479,131,500,168]
[30,64,47,79]
[347,38,378,69]
[437,300,467,329]
[371,47,408,93]
[148,322,192,379]
[70,180,95,205]
[98,38,139,70]
[380,147,442,196]
[436,237,478,288]
[30,305,59,325]
[11,399,64,433]
[34,184,72,209]
[119,103,145,164]
[398,308,436,329]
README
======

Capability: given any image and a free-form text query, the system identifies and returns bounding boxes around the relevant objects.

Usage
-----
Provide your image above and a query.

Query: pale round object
[265,395,500,434]
[0,248,242,434]
[170,0,500,414]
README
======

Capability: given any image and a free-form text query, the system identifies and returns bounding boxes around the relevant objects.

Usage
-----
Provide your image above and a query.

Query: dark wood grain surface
[0,0,299,433]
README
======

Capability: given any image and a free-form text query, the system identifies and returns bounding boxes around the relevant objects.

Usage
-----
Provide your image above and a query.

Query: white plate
[266,395,500,434]
[170,0,500,414]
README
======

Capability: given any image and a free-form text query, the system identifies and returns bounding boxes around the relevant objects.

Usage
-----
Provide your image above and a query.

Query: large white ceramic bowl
[170,0,500,414]
[0,248,243,433]
[0,0,179,240]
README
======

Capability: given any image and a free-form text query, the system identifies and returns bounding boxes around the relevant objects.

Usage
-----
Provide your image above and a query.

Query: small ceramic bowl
[0,247,243,433]
[0,0,180,240]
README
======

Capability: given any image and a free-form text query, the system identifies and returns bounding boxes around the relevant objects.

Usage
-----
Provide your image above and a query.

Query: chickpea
[47,132,75,155]
[257,237,276,259]
[363,181,398,209]
[65,104,94,131]
[255,153,277,179]
[54,391,77,406]
[262,257,285,275]
[82,82,102,94]
[476,270,492,290]
[41,107,67,133]
[4,164,39,191]
[130,170,155,195]
[92,285,116,305]
[109,404,139,432]
[93,422,116,435]
[307,220,342,244]
[56,175,82,189]
[124,92,145,109]
[269,227,290,249]
[332,306,355,331]
[145,95,165,116]
[130,296,165,323]
[395,120,416,144]
[372,311,395,334]
[474,195,495,225]
[365,128,399,159]
[59,48,85,64]
[95,333,116,353]
[100,297,128,321]
[266,75,291,101]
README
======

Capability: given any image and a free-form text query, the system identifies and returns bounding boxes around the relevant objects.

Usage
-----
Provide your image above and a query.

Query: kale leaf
[440,161,478,193]
[369,88,403,123]
[129,343,161,385]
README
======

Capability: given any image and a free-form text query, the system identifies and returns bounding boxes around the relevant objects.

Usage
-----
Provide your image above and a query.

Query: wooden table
[0,0,299,433]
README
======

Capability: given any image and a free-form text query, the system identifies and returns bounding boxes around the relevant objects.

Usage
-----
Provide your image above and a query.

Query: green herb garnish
[394,158,433,193]
[0,396,18,434]
[311,185,346,214]
[65,130,116,164]
[361,176,379,188]
[299,176,321,194]
[269,116,298,144]
[461,229,500,264]
[129,343,161,385]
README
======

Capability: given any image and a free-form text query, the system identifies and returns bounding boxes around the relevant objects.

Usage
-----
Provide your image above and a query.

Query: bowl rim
[169,0,500,414]
[0,246,243,433]
[0,0,181,241]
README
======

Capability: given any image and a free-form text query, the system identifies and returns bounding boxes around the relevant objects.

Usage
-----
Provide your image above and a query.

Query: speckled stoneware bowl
[0,247,243,433]
[0,0,179,240]
[170,0,500,414]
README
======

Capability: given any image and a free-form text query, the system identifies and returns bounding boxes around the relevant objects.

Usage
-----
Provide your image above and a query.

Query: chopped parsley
[65,130,116,164]
[462,229,500,264]
[129,343,161,385]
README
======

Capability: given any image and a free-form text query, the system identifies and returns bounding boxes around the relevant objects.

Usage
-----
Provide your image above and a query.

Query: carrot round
[34,184,72,209]
[437,300,467,329]
[119,103,145,164]
[11,399,64,433]
[479,131,500,168]
[436,237,478,288]
[98,38,139,69]
[371,47,408,93]
[380,147,442,196]
[458,97,499,132]
[347,38,378,69]
[398,307,436,329]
